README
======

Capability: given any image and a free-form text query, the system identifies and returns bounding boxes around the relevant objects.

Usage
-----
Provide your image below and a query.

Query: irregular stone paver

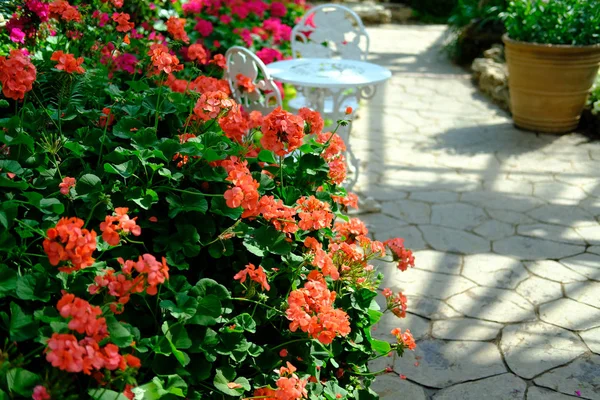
[461,191,545,212]
[412,250,462,275]
[385,268,477,300]
[581,327,600,354]
[493,236,584,260]
[560,254,600,281]
[381,200,431,225]
[517,224,586,245]
[564,281,600,309]
[375,225,428,250]
[433,373,527,399]
[351,25,600,397]
[534,355,600,399]
[527,387,583,400]
[500,321,587,379]
[431,203,488,230]
[371,373,428,400]
[516,276,563,305]
[524,260,588,283]
[406,295,463,320]
[540,298,600,331]
[410,190,460,204]
[527,205,596,227]
[462,253,528,289]
[394,339,507,388]
[432,318,502,341]
[447,287,535,323]
[474,220,515,240]
[420,225,491,254]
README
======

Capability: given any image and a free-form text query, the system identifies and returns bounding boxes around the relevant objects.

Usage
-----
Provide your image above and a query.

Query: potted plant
[502,0,600,133]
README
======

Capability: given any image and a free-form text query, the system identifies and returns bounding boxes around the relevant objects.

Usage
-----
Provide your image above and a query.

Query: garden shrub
[446,0,507,65]
[0,1,417,399]
[503,0,600,45]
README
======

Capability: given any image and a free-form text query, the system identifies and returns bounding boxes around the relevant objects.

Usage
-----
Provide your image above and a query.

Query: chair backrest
[291,4,370,61]
[225,46,283,114]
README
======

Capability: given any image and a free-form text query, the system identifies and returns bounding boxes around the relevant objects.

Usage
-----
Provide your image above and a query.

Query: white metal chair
[288,4,370,115]
[225,46,283,114]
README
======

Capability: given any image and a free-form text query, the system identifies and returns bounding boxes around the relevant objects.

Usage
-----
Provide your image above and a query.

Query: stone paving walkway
[355,25,600,399]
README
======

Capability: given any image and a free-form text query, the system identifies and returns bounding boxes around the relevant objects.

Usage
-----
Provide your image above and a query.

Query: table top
[267,58,392,89]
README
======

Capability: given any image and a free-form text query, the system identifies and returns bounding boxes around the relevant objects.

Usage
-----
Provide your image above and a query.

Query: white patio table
[268,57,391,210]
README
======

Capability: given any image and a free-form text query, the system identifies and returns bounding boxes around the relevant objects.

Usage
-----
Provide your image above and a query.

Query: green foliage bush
[504,0,600,45]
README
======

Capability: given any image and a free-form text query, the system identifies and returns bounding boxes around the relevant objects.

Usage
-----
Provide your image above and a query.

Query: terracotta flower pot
[503,35,600,134]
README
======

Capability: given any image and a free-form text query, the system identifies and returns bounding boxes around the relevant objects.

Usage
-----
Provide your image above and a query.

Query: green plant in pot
[502,0,600,133]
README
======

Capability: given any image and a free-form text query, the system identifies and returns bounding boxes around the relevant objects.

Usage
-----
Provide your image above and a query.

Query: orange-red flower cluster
[298,107,324,135]
[286,271,350,344]
[193,90,235,121]
[99,207,142,246]
[57,293,108,341]
[51,51,85,74]
[326,157,346,185]
[234,263,270,291]
[59,176,76,195]
[148,44,183,75]
[219,103,249,143]
[275,362,308,400]
[236,73,256,93]
[331,192,359,209]
[256,195,298,234]
[261,107,304,156]
[384,238,415,271]
[222,157,260,217]
[43,217,97,273]
[209,53,226,69]
[296,196,334,231]
[46,334,139,375]
[333,218,368,243]
[112,12,134,32]
[46,293,141,375]
[383,288,408,318]
[316,131,346,162]
[0,49,37,100]
[49,0,82,22]
[304,237,338,280]
[188,43,208,64]
[391,328,416,351]
[166,16,189,43]
[89,254,169,313]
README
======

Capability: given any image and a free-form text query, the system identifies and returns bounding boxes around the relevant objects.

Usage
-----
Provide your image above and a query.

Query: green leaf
[227,313,256,333]
[16,273,53,302]
[160,294,198,320]
[0,265,17,298]
[104,160,135,178]
[371,339,391,356]
[88,389,130,400]
[162,322,191,367]
[258,150,277,164]
[213,368,250,396]
[6,368,40,396]
[106,316,134,347]
[165,189,208,218]
[189,295,221,326]
[211,196,242,219]
[9,303,38,342]
[126,80,150,92]
[248,225,291,255]
[39,198,64,215]
[0,160,24,175]
[132,188,159,210]
[76,174,103,195]
[207,239,233,259]
[194,278,231,301]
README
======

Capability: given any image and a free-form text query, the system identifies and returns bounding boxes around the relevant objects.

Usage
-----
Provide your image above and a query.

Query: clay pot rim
[503,34,600,50]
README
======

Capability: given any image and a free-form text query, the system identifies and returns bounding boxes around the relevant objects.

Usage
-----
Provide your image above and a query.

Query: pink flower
[32,385,51,400]
[194,19,213,37]
[271,2,287,18]
[256,47,283,64]
[59,177,76,195]
[9,28,26,43]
